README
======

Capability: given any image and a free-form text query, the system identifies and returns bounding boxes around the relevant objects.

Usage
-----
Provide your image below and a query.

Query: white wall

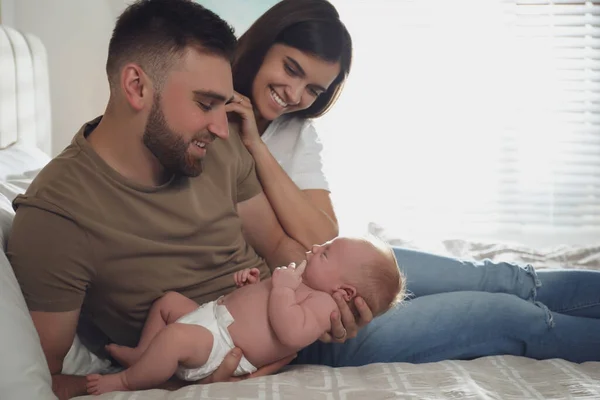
[10,0,129,155]
[197,0,280,36]
[1,0,16,26]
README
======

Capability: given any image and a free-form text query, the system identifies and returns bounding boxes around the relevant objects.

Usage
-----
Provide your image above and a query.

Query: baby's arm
[234,268,261,287]
[268,262,337,349]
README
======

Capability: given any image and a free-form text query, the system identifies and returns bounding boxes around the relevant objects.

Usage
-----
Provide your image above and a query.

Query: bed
[1,25,600,400]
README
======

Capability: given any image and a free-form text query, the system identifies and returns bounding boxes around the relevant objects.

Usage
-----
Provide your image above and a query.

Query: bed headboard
[0,25,52,156]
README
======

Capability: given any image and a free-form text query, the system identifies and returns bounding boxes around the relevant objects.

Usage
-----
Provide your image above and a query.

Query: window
[320,0,600,246]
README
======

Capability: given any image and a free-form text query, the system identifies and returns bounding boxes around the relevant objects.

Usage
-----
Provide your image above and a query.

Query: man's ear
[334,284,357,302]
[121,63,152,111]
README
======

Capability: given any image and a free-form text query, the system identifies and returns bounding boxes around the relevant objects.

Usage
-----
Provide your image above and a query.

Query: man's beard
[142,94,204,177]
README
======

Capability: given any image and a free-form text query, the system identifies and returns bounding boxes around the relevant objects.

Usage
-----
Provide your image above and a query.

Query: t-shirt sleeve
[230,125,263,203]
[7,204,95,312]
[288,121,330,191]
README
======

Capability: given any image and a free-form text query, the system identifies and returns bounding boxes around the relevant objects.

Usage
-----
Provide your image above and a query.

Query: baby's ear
[335,284,357,302]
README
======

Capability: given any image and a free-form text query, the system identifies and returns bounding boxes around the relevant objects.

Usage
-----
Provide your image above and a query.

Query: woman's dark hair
[233,0,352,119]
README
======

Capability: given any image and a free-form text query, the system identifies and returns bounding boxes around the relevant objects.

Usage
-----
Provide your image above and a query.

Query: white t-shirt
[261,116,330,191]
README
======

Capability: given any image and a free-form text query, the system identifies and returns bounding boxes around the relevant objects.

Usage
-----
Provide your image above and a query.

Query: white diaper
[174,299,257,381]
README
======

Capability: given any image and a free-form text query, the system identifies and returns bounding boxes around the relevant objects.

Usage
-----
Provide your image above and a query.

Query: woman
[225,0,349,250]
[225,0,600,367]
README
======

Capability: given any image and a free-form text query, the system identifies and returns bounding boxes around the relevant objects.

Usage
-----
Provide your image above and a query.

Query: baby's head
[303,236,405,318]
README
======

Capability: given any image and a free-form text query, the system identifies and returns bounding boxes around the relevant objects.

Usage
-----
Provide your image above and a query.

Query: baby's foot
[106,344,141,368]
[86,373,129,395]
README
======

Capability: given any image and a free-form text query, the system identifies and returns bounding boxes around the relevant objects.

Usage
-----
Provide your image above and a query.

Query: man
[7,1,369,399]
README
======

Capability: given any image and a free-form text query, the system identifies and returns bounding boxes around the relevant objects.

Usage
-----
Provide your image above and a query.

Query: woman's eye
[284,63,297,76]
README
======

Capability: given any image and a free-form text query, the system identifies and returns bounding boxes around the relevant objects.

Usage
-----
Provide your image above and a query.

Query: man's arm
[7,206,94,400]
[237,192,307,270]
[31,310,87,399]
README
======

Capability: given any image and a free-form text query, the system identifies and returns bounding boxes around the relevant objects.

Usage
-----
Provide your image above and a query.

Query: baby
[86,236,405,395]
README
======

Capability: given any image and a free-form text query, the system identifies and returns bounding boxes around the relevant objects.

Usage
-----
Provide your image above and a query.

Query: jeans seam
[523,264,541,303]
[554,302,600,313]
[405,335,527,363]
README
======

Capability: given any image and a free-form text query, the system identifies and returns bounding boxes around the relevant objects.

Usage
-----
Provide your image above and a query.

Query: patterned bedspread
[76,356,600,399]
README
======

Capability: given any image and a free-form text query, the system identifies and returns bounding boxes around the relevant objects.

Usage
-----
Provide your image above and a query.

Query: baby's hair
[348,235,406,319]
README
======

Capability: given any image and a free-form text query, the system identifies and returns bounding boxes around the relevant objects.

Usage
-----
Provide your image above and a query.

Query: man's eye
[197,102,212,111]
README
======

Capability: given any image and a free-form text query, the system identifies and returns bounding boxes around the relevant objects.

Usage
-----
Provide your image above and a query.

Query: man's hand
[52,374,88,400]
[319,295,374,343]
[234,268,261,287]
[271,260,306,290]
[158,348,296,391]
[200,348,296,384]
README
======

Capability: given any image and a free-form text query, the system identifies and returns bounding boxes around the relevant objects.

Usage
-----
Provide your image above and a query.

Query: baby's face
[303,237,367,292]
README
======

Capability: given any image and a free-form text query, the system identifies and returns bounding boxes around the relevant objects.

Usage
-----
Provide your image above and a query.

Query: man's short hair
[106,0,236,91]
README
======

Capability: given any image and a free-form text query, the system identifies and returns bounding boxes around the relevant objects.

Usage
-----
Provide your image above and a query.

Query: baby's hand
[271,260,306,290]
[234,268,261,287]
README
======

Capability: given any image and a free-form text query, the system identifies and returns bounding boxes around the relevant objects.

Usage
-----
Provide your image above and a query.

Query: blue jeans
[295,247,600,366]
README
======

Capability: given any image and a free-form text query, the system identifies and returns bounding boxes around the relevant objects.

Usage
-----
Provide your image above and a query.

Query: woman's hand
[225,92,263,152]
[319,295,374,343]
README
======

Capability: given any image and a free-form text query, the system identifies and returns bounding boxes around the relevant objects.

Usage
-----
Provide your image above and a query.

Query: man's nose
[207,109,229,140]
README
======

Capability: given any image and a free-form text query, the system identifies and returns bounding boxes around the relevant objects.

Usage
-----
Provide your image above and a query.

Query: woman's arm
[226,93,338,249]
[226,94,373,342]
[248,142,338,249]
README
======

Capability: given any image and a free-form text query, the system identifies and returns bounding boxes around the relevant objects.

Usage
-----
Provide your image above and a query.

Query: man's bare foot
[106,344,141,368]
[86,373,129,395]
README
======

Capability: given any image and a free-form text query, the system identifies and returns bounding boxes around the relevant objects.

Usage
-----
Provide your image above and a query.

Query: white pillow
[0,180,28,203]
[0,144,50,181]
[0,194,57,400]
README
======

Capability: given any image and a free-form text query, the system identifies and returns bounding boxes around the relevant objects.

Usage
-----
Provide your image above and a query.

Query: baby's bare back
[221,280,330,368]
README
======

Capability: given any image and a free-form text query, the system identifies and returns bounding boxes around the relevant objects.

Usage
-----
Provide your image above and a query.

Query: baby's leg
[88,323,214,395]
[108,292,199,367]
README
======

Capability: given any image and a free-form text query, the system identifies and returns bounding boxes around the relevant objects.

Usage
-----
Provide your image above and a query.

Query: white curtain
[319,0,600,246]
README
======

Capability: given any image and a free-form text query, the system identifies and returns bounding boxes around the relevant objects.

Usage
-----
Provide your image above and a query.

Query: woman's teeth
[270,88,288,108]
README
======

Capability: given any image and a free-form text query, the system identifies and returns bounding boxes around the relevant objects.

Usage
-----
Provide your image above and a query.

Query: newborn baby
[87,236,405,394]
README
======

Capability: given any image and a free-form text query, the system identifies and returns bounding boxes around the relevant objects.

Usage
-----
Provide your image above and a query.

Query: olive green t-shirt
[7,117,269,347]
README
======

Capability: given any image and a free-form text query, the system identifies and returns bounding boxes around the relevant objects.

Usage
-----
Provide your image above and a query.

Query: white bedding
[0,144,50,181]
[368,222,600,271]
[74,357,600,400]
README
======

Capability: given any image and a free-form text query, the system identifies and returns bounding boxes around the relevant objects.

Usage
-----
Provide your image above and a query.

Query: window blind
[496,1,600,232]
[322,0,600,245]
